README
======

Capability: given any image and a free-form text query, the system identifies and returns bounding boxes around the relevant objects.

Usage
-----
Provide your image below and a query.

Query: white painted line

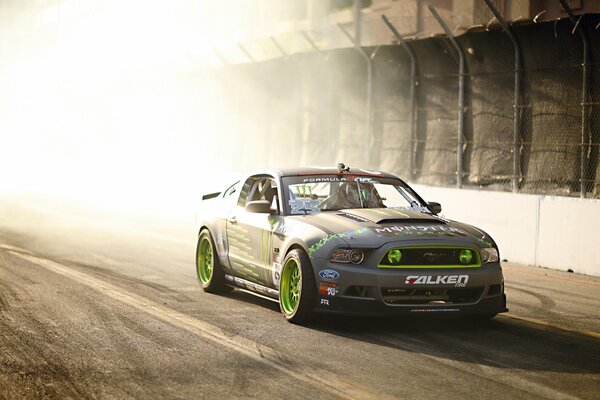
[7,250,389,400]
[0,244,33,255]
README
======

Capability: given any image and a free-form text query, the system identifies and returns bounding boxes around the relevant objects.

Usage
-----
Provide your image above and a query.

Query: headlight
[330,249,365,264]
[480,248,499,263]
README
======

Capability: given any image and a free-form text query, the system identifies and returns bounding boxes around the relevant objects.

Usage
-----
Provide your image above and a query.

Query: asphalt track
[0,202,599,399]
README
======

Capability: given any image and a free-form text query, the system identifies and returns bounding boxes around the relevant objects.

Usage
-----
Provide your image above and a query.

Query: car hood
[298,208,494,257]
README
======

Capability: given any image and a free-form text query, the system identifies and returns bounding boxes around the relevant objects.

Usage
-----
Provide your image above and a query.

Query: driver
[358,182,385,208]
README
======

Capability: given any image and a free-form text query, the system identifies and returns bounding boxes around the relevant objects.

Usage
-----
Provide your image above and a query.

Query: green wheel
[279,249,316,323]
[196,229,229,293]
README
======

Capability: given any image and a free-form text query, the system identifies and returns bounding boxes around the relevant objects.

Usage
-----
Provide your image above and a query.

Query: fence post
[483,0,523,192]
[381,14,418,181]
[337,23,373,167]
[213,49,228,66]
[270,36,287,58]
[300,31,335,163]
[428,5,466,188]
[238,43,256,63]
[559,0,590,198]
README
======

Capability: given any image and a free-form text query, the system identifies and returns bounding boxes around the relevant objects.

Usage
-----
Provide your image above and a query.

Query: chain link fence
[213,12,600,198]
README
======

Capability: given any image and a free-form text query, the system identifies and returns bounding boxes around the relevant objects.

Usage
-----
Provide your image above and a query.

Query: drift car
[195,165,507,323]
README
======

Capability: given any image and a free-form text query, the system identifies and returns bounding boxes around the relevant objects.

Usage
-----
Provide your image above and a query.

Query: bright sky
[0,0,261,216]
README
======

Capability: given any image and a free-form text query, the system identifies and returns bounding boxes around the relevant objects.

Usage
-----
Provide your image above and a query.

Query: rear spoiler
[202,192,221,200]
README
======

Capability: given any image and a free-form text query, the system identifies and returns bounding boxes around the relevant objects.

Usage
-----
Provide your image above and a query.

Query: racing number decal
[289,199,320,215]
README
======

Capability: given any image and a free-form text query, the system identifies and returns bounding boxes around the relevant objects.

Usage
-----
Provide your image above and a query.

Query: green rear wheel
[279,249,316,323]
[196,229,229,294]
[197,236,214,285]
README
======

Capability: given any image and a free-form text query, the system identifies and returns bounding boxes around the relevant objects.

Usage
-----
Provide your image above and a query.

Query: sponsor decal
[347,176,379,183]
[301,175,381,183]
[319,269,340,280]
[410,308,460,313]
[272,262,282,287]
[319,282,338,296]
[289,199,320,215]
[308,228,368,255]
[373,225,465,235]
[320,298,330,306]
[303,177,347,183]
[405,275,469,287]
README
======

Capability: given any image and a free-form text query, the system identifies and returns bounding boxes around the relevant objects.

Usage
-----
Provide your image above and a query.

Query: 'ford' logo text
[319,270,340,280]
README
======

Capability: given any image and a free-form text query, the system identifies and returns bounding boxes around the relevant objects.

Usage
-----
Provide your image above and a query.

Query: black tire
[195,229,230,294]
[279,249,317,324]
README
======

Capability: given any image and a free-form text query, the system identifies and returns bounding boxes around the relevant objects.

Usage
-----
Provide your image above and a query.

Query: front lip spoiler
[313,294,508,317]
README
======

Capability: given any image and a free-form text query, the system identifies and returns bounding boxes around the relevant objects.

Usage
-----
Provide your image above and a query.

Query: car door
[226,175,281,287]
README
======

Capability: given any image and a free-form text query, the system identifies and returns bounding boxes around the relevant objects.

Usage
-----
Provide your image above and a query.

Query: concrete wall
[412,184,600,277]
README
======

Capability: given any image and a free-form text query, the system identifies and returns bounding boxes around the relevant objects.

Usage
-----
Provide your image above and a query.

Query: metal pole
[559,0,590,198]
[428,5,465,188]
[483,0,522,192]
[338,22,373,167]
[300,32,335,161]
[238,43,256,63]
[353,0,362,45]
[213,49,228,66]
[270,36,287,58]
[381,14,417,181]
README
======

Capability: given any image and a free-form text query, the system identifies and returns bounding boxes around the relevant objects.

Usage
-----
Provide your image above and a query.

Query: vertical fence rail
[337,23,373,167]
[483,0,523,192]
[428,5,466,188]
[381,14,418,181]
[558,0,591,198]
[238,43,256,63]
[300,31,335,162]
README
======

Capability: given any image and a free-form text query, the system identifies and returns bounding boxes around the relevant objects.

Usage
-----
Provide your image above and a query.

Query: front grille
[381,287,484,305]
[344,285,373,298]
[379,247,481,268]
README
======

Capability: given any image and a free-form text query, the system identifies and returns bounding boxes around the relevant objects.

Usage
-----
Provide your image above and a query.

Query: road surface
[0,201,598,399]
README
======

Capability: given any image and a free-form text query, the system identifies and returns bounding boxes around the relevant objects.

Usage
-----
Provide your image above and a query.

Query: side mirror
[246,200,272,214]
[428,201,442,214]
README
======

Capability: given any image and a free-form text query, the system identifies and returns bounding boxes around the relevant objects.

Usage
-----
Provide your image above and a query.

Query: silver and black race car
[195,164,507,323]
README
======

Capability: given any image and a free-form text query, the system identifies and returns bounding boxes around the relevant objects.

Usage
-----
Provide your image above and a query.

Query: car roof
[249,166,402,180]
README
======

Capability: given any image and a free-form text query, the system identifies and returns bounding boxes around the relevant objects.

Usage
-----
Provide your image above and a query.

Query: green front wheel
[279,249,316,323]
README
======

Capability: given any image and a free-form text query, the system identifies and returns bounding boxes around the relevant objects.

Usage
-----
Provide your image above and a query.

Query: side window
[237,176,279,210]
[237,178,254,207]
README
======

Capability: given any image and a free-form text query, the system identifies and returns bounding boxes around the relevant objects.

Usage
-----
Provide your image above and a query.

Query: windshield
[283,175,430,215]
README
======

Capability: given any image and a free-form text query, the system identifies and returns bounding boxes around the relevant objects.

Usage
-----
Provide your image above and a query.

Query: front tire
[279,249,316,323]
[196,229,229,294]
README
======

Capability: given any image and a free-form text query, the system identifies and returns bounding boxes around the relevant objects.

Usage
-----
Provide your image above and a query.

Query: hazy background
[0,1,254,222]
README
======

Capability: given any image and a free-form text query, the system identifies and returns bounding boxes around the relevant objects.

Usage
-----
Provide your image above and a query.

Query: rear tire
[279,249,317,324]
[196,229,229,294]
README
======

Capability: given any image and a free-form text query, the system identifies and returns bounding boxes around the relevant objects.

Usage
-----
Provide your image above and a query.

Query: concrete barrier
[412,184,600,277]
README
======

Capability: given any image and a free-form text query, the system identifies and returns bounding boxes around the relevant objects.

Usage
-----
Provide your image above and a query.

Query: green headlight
[459,249,473,264]
[387,249,402,264]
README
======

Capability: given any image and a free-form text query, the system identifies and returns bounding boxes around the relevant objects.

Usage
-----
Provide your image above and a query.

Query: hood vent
[377,218,445,225]
[340,208,444,224]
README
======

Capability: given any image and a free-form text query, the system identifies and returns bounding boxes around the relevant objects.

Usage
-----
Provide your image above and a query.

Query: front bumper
[312,259,507,317]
